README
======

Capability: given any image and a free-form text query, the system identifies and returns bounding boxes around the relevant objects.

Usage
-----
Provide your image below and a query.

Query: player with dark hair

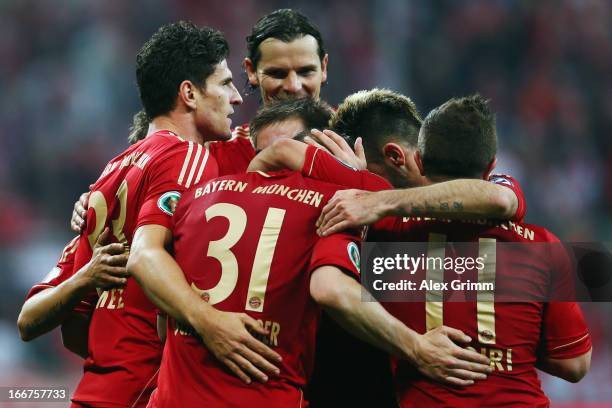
[385,95,591,406]
[250,97,334,151]
[70,8,326,229]
[64,21,281,408]
[244,8,327,103]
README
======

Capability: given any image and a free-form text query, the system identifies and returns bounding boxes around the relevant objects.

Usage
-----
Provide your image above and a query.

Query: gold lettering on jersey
[254,320,281,347]
[479,346,513,372]
[401,218,536,241]
[100,151,151,178]
[195,181,249,198]
[252,184,324,207]
[95,288,125,310]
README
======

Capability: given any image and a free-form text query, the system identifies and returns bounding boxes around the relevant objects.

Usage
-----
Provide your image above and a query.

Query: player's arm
[128,224,282,384]
[536,300,592,383]
[17,229,128,342]
[247,138,308,172]
[309,265,492,387]
[317,182,518,236]
[537,350,592,383]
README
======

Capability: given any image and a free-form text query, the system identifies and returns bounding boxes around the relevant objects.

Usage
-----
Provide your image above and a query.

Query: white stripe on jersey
[178,142,194,186]
[194,147,210,185]
[185,144,203,188]
[307,148,320,177]
[60,236,80,262]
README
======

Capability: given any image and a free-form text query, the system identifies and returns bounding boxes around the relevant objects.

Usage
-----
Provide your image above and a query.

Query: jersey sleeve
[302,145,392,191]
[208,136,256,176]
[25,237,95,314]
[308,232,362,280]
[136,142,211,230]
[488,174,526,222]
[540,302,592,359]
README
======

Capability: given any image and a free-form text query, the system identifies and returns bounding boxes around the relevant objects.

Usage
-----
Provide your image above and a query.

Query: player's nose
[283,71,302,94]
[230,83,243,105]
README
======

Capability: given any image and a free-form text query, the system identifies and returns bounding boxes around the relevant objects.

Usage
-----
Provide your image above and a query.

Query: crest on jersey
[157,191,182,216]
[347,242,361,274]
[489,176,514,187]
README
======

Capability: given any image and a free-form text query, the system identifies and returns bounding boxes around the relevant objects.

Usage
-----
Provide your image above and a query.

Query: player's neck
[148,115,204,144]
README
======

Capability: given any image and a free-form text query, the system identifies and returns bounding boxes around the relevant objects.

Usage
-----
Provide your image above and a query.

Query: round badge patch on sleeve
[157,191,182,215]
[347,242,361,273]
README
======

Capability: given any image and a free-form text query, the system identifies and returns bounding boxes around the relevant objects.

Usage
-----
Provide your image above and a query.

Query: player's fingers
[445,368,487,381]
[103,265,130,277]
[310,129,341,155]
[442,326,472,344]
[241,314,268,336]
[105,254,129,267]
[100,243,127,255]
[318,206,342,231]
[354,137,366,163]
[100,276,127,288]
[441,376,474,387]
[320,220,353,237]
[71,219,82,233]
[303,136,325,150]
[232,351,269,383]
[223,358,252,384]
[322,129,352,153]
[95,227,111,248]
[450,358,492,375]
[319,213,350,235]
[453,348,491,367]
[239,347,280,377]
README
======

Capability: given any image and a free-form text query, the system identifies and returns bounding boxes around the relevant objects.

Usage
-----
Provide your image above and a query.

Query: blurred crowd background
[0,0,610,406]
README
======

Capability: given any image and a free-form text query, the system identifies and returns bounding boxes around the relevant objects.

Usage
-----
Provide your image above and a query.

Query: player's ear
[244,58,258,87]
[414,150,425,177]
[320,54,329,84]
[178,80,197,110]
[382,143,406,169]
[483,156,497,180]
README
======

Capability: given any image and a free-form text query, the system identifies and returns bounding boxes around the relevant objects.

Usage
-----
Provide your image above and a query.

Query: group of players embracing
[17,9,591,408]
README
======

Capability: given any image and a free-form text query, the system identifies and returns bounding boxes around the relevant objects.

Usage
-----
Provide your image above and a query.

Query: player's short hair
[330,89,422,163]
[250,97,333,145]
[246,9,326,69]
[136,21,229,119]
[419,94,497,178]
[127,109,149,144]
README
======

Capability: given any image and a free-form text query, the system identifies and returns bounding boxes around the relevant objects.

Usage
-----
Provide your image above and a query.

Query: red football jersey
[301,145,527,223]
[381,218,591,407]
[71,131,218,407]
[151,170,360,408]
[302,144,392,191]
[208,134,256,176]
[25,237,95,314]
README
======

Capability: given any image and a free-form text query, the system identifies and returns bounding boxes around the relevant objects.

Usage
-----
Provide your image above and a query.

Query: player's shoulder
[488,173,521,188]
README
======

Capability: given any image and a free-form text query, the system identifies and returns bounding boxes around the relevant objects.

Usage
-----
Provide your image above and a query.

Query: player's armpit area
[537,348,592,383]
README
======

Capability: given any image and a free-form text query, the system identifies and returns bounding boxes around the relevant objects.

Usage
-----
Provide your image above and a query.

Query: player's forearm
[247,138,306,172]
[127,247,210,328]
[310,266,418,361]
[536,350,592,383]
[380,179,517,220]
[17,275,91,341]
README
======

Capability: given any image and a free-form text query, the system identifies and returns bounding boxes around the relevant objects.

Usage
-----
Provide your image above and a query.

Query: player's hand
[233,125,251,139]
[308,129,367,170]
[70,188,91,233]
[317,189,387,236]
[412,326,492,387]
[196,309,282,384]
[79,228,129,290]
